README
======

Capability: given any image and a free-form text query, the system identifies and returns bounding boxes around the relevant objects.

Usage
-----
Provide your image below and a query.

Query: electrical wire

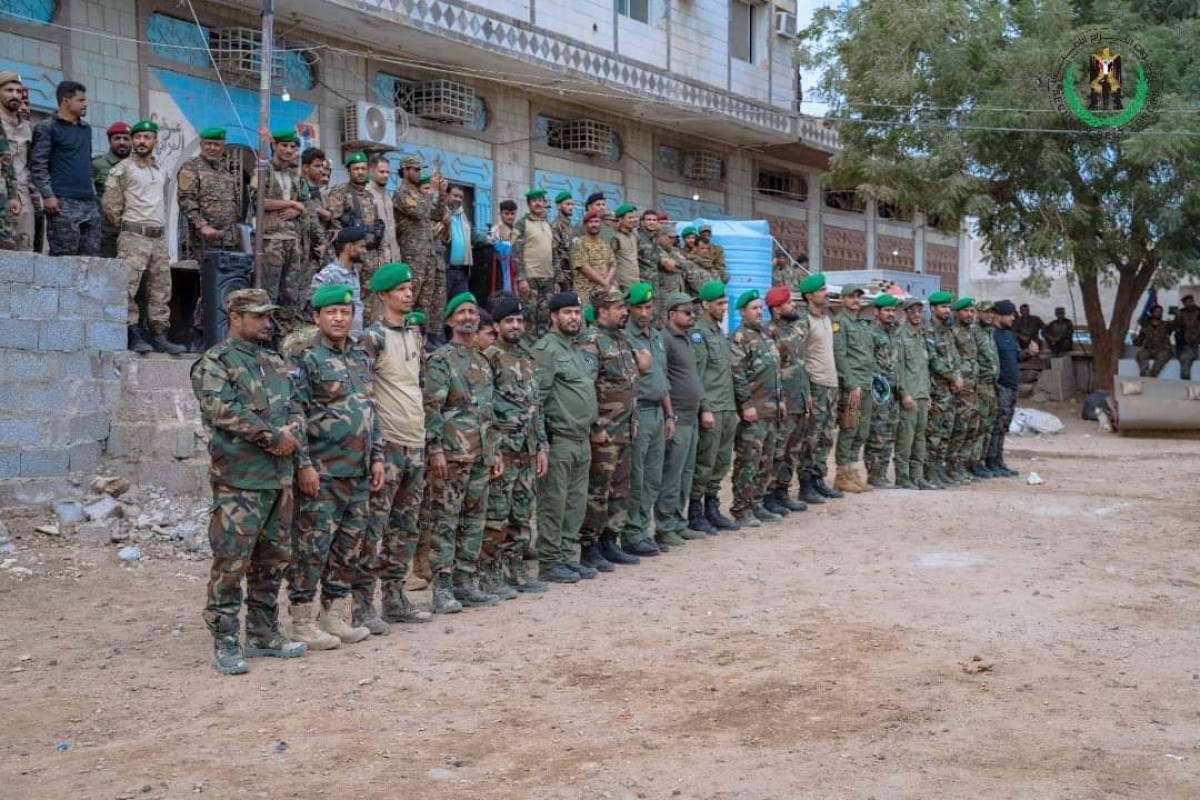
[181,0,251,145]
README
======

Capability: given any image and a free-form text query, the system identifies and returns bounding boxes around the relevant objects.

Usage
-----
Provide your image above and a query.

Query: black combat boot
[128,324,153,354]
[704,495,740,530]
[762,489,792,517]
[774,487,808,512]
[600,534,640,565]
[624,539,661,557]
[797,475,825,504]
[578,542,614,572]
[812,471,844,499]
[687,498,717,535]
[147,326,186,355]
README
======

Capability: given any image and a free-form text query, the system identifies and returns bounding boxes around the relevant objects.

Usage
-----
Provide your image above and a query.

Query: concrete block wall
[67,0,140,151]
[0,252,128,482]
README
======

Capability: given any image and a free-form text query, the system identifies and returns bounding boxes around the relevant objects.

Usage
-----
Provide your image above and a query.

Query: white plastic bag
[1009,407,1065,436]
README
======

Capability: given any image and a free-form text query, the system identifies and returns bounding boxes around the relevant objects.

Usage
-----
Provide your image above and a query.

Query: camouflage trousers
[691,409,737,501]
[520,277,556,343]
[203,483,293,627]
[800,384,838,478]
[536,434,590,566]
[0,189,11,248]
[925,385,956,467]
[621,405,664,546]
[1136,348,1172,377]
[731,416,781,515]
[948,387,981,467]
[46,196,100,256]
[119,231,172,331]
[770,412,808,491]
[411,251,446,340]
[894,398,929,482]
[864,398,899,479]
[1180,345,1199,381]
[657,420,697,533]
[581,436,632,545]
[288,475,369,605]
[358,251,386,327]
[262,236,304,332]
[986,385,1017,462]
[972,382,998,463]
[834,389,875,467]
[354,441,424,595]
[483,447,536,565]
[7,187,34,251]
[428,457,490,575]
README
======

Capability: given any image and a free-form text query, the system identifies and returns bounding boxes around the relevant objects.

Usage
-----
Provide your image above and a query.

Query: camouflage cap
[0,71,21,88]
[664,292,696,311]
[400,155,424,169]
[225,288,279,315]
[978,300,995,312]
[591,286,626,308]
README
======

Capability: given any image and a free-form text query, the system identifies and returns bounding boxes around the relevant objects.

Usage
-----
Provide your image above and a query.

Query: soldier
[0,102,16,250]
[299,147,332,277]
[570,208,617,300]
[311,227,368,334]
[894,298,932,490]
[728,290,785,527]
[795,273,843,503]
[473,307,496,351]
[90,121,131,257]
[394,155,448,340]
[30,80,100,256]
[763,286,812,512]
[101,120,186,355]
[946,298,982,484]
[482,296,550,595]
[1012,303,1044,349]
[656,291,707,545]
[970,302,1002,478]
[254,129,307,333]
[657,228,697,296]
[831,284,876,493]
[551,190,575,287]
[771,250,809,292]
[425,292,503,612]
[512,188,561,340]
[1134,304,1173,377]
[636,210,680,318]
[573,191,612,243]
[610,203,640,291]
[533,292,599,583]
[688,223,728,283]
[863,295,902,488]
[366,155,399,265]
[356,262,434,628]
[622,282,677,552]
[191,288,308,675]
[987,300,1027,476]
[689,280,741,536]
[1043,307,1075,357]
[924,290,964,488]
[287,284,384,648]
[1173,294,1200,380]
[325,151,386,321]
[0,72,32,251]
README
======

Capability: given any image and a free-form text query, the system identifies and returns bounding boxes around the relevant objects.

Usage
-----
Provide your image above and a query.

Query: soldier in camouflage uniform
[763,287,812,513]
[325,151,386,323]
[924,291,964,488]
[864,295,903,488]
[253,129,307,334]
[0,114,17,248]
[578,287,645,571]
[610,203,641,291]
[394,155,447,340]
[970,302,1001,478]
[482,296,550,596]
[729,290,786,527]
[635,210,681,321]
[1134,305,1172,377]
[570,208,616,300]
[90,121,130,258]
[512,188,563,342]
[687,223,728,283]
[299,147,332,288]
[424,292,503,612]
[831,284,877,493]
[0,73,33,251]
[287,284,384,649]
[551,190,576,289]
[771,250,809,293]
[947,298,982,484]
[191,288,308,676]
[895,298,933,489]
[795,273,843,502]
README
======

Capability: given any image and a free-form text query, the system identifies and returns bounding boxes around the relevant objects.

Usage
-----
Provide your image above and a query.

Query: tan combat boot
[289,602,340,651]
[319,597,371,643]
[855,463,874,492]
[833,466,862,494]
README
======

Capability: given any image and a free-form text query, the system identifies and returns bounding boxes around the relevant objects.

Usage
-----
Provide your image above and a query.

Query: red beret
[106,121,131,137]
[583,209,604,222]
[765,286,791,309]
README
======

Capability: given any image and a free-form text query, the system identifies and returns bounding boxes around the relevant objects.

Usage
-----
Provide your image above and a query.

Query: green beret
[312,283,355,310]
[369,262,412,293]
[798,273,826,295]
[735,289,760,310]
[344,151,367,167]
[554,190,573,204]
[445,291,477,318]
[525,188,547,200]
[626,282,655,306]
[953,297,976,311]
[928,290,954,306]
[271,128,298,143]
[583,306,596,325]
[198,126,226,141]
[130,120,158,135]
[614,203,637,217]
[698,280,726,303]
[418,174,432,186]
[680,226,698,238]
[405,310,426,326]
[873,294,899,308]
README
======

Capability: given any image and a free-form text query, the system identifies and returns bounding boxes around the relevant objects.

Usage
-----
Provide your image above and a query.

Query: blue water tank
[693,219,773,331]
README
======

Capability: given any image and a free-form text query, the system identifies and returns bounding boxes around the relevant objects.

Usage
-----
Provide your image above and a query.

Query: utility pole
[252,0,274,288]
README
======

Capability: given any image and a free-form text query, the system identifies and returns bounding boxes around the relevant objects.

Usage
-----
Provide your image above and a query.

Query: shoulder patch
[831,322,840,333]
[690,331,704,345]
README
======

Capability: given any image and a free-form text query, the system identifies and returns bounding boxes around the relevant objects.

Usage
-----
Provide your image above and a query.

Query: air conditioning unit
[682,150,724,182]
[342,102,399,148]
[775,11,798,39]
[556,119,614,157]
[410,80,475,124]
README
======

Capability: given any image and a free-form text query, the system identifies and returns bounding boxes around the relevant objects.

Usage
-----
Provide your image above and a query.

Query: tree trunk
[1080,262,1156,393]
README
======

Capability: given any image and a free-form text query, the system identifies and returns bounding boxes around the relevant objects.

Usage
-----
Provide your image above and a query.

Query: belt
[637,400,664,410]
[122,222,164,237]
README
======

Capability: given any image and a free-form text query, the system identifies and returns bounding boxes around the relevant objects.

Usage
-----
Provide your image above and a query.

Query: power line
[181,0,250,145]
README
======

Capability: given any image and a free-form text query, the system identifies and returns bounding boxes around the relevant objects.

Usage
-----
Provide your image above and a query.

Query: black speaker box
[201,250,253,347]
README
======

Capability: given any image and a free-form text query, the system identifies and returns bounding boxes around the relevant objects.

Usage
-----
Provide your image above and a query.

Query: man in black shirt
[987,300,1037,476]
[30,81,99,256]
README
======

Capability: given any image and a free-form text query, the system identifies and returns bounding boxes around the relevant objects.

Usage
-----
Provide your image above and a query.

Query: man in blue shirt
[987,299,1036,476]
[30,81,100,256]
[443,184,473,301]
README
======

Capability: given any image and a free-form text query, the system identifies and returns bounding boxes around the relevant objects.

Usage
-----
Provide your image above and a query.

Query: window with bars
[824,189,865,213]
[756,168,808,202]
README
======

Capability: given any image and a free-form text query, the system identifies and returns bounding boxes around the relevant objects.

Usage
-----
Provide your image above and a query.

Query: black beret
[548,291,581,311]
[491,296,522,321]
[993,299,1017,316]
[335,226,368,244]
[584,192,605,207]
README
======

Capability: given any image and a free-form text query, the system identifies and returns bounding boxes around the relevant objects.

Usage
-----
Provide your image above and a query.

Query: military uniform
[1043,317,1074,357]
[765,314,811,496]
[622,316,668,549]
[394,180,447,336]
[864,318,902,484]
[972,321,1000,470]
[729,318,784,517]
[772,259,806,293]
[659,318,708,534]
[831,308,877,482]
[551,213,575,291]
[177,153,242,251]
[687,241,728,283]
[611,229,640,290]
[254,160,306,330]
[512,214,560,340]
[0,130,16,249]
[925,317,962,483]
[570,233,615,302]
[1173,305,1200,380]
[690,311,738,510]
[894,319,932,486]
[948,321,982,480]
[1135,317,1173,377]
[797,311,839,489]
[325,180,384,319]
[0,105,33,251]
[90,150,123,257]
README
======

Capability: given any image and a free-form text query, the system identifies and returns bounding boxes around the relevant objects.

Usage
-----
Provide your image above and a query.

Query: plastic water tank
[689,219,773,332]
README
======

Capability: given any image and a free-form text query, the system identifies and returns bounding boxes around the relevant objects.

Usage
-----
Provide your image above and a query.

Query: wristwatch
[665,414,678,422]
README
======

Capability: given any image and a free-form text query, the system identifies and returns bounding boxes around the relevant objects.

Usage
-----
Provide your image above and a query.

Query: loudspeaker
[201,250,253,348]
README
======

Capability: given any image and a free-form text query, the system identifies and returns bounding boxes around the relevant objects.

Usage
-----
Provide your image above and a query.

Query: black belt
[122,222,164,237]
[637,400,664,410]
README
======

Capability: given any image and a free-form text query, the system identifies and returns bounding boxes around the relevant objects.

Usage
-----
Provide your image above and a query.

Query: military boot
[705,495,741,530]
[479,561,519,600]
[147,326,186,355]
[855,464,875,492]
[207,612,249,676]
[833,466,862,494]
[319,596,371,643]
[687,499,717,535]
[381,580,433,622]
[867,469,893,489]
[623,539,661,557]
[990,456,1018,477]
[351,588,391,635]
[538,563,580,584]
[774,487,808,512]
[937,463,962,487]
[797,475,826,505]
[812,471,844,499]
[752,502,782,522]
[432,572,464,613]
[245,606,308,658]
[506,552,550,592]
[453,571,500,606]
[288,602,340,650]
[762,489,792,517]
[127,325,153,354]
[407,537,433,590]
[733,509,762,528]
[600,535,640,565]
[970,461,995,479]
[656,529,685,548]
[579,541,615,572]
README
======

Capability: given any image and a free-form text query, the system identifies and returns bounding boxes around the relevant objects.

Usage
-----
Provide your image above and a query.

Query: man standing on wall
[0,72,34,252]
[30,80,100,256]
[91,122,132,258]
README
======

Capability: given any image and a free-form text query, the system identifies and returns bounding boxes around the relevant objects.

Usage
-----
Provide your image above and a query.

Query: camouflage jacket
[298,177,328,262]
[687,242,728,283]
[974,323,999,382]
[1135,317,1172,351]
[424,341,497,464]
[927,319,962,390]
[90,151,120,207]
[393,180,445,259]
[0,135,13,231]
[551,214,575,283]
[952,321,980,384]
[177,155,241,249]
[898,322,932,401]
[254,160,303,239]
[772,262,805,293]
[191,338,305,490]
[533,330,599,441]
[872,320,902,390]
[730,320,784,420]
[484,340,547,457]
[580,323,639,443]
[325,181,378,235]
[657,244,690,295]
[1172,306,1200,346]
[764,316,810,416]
[291,333,382,478]
[570,234,615,301]
[636,229,664,287]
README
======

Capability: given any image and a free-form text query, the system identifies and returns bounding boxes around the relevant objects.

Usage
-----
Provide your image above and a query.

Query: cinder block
[19,448,70,478]
[70,411,111,443]
[0,419,41,447]
[80,261,127,304]
[104,302,128,321]
[128,356,200,391]
[57,288,104,320]
[68,440,103,473]
[38,319,85,351]
[0,449,18,479]
[32,256,76,288]
[106,421,146,458]
[0,319,39,349]
[87,320,128,351]
[0,254,34,283]
[9,286,59,319]
[60,350,98,380]
[0,385,61,412]
[0,351,58,381]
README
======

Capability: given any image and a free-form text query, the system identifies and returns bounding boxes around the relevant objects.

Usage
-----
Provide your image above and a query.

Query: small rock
[1026,472,1045,486]
[142,785,153,793]
[117,546,142,564]
[0,535,13,555]
[168,521,200,542]
[9,566,33,577]
[19,654,32,662]
[110,529,131,544]
[84,496,124,522]
[427,768,458,782]
[90,476,130,497]
[35,524,61,536]
[56,742,70,752]
[54,501,85,525]
[273,740,287,753]
[444,754,463,767]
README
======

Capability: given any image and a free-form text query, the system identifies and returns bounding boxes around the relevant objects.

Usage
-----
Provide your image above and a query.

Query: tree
[798,0,1200,388]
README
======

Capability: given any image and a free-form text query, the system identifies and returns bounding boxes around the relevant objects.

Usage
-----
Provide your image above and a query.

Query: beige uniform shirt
[1,110,31,196]
[102,156,166,227]
[368,181,399,263]
[519,217,553,280]
[611,229,639,290]
[374,324,425,447]
[801,311,838,389]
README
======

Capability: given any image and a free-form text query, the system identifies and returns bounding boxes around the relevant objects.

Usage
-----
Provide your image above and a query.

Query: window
[756,168,808,202]
[731,0,755,63]
[617,0,649,24]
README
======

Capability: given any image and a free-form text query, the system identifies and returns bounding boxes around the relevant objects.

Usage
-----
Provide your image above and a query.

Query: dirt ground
[2,402,1199,799]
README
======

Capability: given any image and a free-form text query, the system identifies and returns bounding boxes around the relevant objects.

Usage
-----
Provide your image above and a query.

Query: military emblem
[583,350,599,375]
[1050,31,1159,131]
[690,331,703,345]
